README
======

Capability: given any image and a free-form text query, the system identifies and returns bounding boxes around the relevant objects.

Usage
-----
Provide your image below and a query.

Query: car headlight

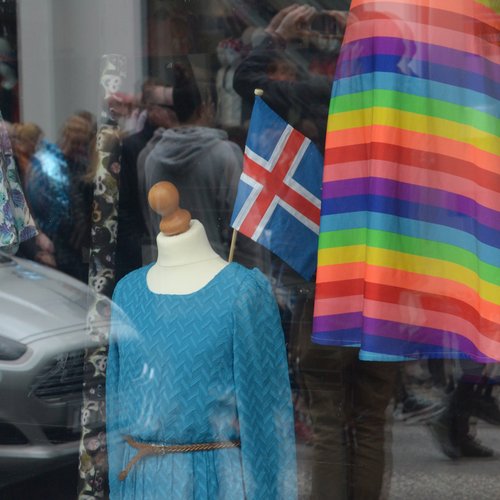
[0,335,28,361]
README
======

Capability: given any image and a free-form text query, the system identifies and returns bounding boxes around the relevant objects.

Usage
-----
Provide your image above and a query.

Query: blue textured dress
[106,263,297,499]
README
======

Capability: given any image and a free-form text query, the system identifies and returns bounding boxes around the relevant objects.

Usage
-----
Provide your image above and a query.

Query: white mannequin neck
[146,219,228,295]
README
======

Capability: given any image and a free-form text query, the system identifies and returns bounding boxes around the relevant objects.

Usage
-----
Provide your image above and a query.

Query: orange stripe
[323,160,500,212]
[325,125,499,174]
[317,262,366,283]
[349,0,500,29]
[324,143,500,194]
[363,299,500,359]
[314,295,365,316]
[316,263,500,323]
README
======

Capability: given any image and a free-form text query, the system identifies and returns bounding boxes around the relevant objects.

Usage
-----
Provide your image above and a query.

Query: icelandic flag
[230,96,323,280]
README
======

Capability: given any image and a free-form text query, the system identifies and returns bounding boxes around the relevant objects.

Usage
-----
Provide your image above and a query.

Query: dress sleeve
[105,286,125,499]
[233,268,297,500]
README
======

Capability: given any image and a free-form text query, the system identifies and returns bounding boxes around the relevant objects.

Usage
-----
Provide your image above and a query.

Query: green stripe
[319,228,500,286]
[476,0,500,13]
[329,90,499,136]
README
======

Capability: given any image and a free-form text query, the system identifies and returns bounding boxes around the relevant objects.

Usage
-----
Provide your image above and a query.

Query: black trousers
[292,296,398,500]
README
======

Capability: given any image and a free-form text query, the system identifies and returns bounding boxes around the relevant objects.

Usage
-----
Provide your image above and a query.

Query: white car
[0,252,104,486]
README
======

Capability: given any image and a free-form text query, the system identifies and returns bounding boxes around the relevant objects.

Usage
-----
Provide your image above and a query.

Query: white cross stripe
[243,124,294,173]
[276,198,320,234]
[253,196,280,240]
[267,124,293,170]
[282,136,322,209]
[231,173,262,230]
[244,146,268,170]
[253,195,320,241]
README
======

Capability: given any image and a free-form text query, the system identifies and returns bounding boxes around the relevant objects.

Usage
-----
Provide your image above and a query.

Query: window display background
[1,0,499,498]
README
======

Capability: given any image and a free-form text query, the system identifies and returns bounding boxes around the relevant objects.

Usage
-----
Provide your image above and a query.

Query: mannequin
[106,180,297,499]
[215,38,243,128]
[146,181,227,294]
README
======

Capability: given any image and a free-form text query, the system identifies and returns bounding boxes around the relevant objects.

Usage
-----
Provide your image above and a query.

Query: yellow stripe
[318,245,500,306]
[327,107,500,156]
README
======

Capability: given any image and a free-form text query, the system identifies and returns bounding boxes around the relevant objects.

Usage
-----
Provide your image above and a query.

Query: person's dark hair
[172,62,202,123]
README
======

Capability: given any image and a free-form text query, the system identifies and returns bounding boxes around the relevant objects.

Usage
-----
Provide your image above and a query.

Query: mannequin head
[148,181,191,236]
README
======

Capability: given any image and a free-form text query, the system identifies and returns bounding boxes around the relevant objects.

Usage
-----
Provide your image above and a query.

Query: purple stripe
[362,316,498,362]
[338,37,500,83]
[313,312,362,332]
[323,178,500,231]
[313,314,498,362]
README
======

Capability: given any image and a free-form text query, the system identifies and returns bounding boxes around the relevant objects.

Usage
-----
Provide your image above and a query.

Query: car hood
[0,254,93,343]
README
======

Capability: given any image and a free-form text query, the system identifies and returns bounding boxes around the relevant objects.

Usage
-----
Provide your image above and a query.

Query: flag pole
[228,229,238,263]
[228,88,264,264]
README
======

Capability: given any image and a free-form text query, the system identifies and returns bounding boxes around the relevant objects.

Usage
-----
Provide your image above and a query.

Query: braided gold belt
[119,435,241,481]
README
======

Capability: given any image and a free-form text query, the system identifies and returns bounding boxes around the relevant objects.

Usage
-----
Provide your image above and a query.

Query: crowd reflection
[2,1,499,499]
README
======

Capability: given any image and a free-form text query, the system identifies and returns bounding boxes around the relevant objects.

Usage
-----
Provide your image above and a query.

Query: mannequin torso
[146,219,228,294]
[108,185,297,498]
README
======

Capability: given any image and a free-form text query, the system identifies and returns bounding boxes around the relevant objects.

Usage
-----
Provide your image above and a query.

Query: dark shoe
[472,395,500,426]
[458,434,495,458]
[427,417,461,459]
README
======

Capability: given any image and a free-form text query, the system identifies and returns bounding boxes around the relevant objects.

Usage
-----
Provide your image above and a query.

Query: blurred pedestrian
[43,112,96,281]
[109,78,179,280]
[141,60,261,269]
[429,361,500,458]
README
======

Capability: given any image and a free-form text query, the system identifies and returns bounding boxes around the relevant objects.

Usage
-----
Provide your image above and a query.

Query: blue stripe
[312,325,494,362]
[332,72,500,119]
[319,212,500,268]
[321,194,500,249]
[311,330,462,359]
[360,334,468,360]
[359,352,412,362]
[335,54,499,101]
[312,329,362,347]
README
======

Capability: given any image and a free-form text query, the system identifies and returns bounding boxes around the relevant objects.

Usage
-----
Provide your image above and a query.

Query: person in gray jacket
[140,61,261,269]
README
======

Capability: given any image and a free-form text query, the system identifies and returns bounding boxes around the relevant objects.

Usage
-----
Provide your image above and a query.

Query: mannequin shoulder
[113,265,150,297]
[230,264,273,295]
